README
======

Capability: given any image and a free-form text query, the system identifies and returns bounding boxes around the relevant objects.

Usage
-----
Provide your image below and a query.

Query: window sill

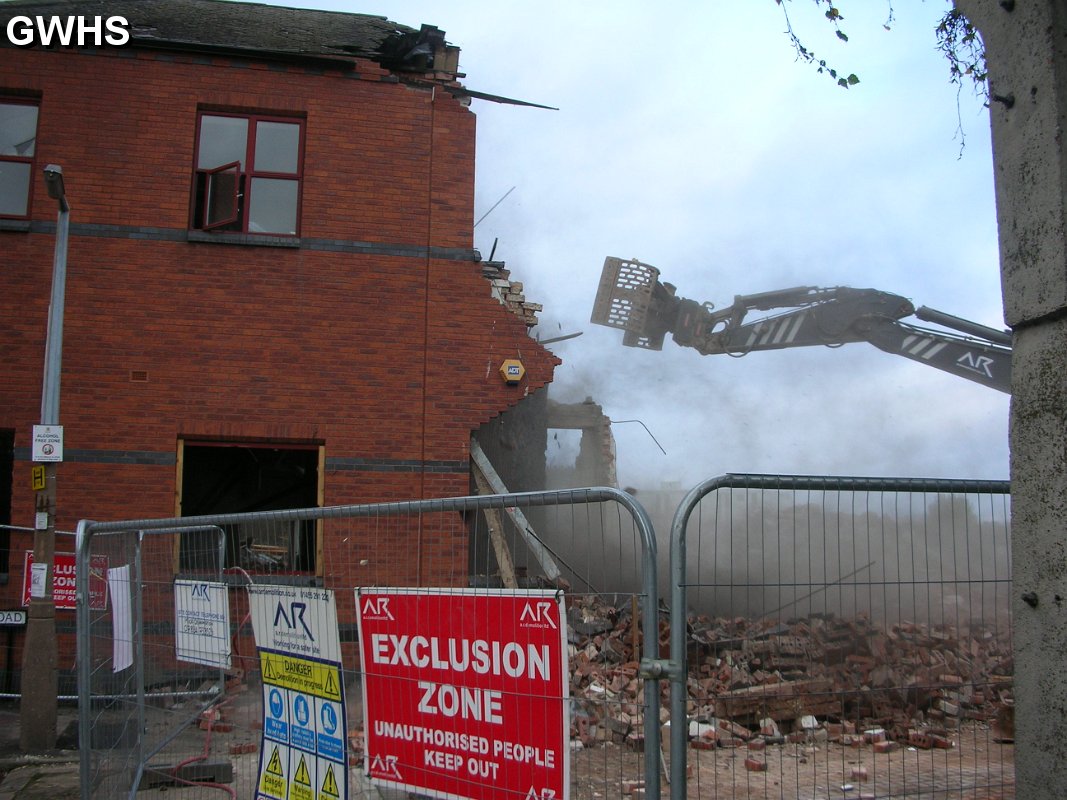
[188,230,301,248]
[0,219,31,233]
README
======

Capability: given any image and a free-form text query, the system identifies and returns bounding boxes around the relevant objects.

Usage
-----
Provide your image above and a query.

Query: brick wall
[0,43,559,650]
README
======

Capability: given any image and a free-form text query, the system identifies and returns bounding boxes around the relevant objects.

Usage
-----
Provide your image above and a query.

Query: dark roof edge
[0,0,460,79]
[125,37,361,71]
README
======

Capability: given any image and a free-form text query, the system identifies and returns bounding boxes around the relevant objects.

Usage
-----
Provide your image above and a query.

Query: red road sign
[356,588,569,800]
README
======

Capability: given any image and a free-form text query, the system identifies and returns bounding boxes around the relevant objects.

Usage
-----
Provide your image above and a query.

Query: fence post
[75,518,94,800]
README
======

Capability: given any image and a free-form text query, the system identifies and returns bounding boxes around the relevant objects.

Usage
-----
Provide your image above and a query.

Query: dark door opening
[179,442,319,574]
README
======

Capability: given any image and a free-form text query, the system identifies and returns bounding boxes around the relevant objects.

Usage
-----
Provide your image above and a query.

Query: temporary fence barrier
[75,474,1014,800]
[75,487,661,800]
[76,524,228,798]
[666,474,1013,800]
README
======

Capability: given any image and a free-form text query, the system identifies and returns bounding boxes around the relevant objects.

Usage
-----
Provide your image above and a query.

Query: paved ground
[0,695,396,800]
[0,703,80,800]
[0,696,1014,799]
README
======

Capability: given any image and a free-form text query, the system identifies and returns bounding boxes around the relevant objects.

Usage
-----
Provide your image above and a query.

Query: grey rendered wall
[954,2,1067,797]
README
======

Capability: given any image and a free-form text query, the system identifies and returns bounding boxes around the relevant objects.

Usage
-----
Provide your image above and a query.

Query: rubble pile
[566,595,1014,752]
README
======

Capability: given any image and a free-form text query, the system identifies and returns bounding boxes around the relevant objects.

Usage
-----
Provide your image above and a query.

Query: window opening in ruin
[177,441,321,575]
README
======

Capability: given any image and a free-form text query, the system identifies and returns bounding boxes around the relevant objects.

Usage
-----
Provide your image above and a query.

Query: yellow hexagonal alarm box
[499,359,525,385]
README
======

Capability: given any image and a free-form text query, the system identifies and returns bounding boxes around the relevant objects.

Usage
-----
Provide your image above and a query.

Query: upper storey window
[192,112,304,236]
[0,100,39,218]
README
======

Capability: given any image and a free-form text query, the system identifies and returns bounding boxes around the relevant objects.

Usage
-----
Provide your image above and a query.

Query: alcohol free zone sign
[356,588,569,800]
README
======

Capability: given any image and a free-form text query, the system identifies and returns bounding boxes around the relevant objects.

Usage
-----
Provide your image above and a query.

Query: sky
[271,0,1009,490]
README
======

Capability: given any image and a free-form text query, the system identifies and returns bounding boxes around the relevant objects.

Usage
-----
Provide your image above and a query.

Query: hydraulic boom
[590,257,1011,393]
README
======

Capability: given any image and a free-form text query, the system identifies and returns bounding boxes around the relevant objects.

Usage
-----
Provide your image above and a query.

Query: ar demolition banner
[248,586,347,800]
[356,588,569,800]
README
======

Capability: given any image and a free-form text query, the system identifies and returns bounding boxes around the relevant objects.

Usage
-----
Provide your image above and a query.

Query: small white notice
[174,580,232,669]
[29,562,48,598]
[108,565,133,673]
[31,425,63,463]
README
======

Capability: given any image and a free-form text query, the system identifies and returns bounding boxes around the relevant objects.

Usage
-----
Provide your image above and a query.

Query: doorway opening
[177,440,321,575]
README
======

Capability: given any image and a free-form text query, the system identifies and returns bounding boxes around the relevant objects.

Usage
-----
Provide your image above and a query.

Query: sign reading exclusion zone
[21,551,108,610]
[248,586,347,800]
[356,588,569,800]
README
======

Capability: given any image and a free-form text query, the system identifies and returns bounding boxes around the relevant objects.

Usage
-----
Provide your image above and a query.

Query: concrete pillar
[954,2,1067,796]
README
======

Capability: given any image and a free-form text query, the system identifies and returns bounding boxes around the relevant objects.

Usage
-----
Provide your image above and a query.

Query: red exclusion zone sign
[22,551,108,610]
[356,588,569,800]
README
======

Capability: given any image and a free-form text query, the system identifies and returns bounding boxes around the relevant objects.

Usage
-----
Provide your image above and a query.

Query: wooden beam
[471,467,518,590]
[469,440,561,583]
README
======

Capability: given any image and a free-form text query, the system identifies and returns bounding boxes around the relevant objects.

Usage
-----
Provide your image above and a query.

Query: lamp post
[21,164,68,751]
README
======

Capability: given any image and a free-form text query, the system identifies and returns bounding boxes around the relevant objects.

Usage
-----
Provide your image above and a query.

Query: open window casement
[202,160,241,229]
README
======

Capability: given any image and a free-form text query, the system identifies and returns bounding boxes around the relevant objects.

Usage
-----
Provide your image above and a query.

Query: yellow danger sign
[260,651,342,700]
[319,764,340,798]
[294,755,311,786]
[259,746,286,799]
[265,747,284,776]
[290,754,314,800]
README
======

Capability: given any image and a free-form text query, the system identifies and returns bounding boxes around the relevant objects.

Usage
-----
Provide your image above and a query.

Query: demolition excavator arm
[590,257,1011,393]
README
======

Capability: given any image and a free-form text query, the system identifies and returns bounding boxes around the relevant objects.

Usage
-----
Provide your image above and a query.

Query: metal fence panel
[668,475,1013,800]
[75,524,228,799]
[76,488,662,800]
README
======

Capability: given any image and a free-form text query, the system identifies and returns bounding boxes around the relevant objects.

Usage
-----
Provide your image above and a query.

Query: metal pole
[21,165,68,752]
[76,519,93,800]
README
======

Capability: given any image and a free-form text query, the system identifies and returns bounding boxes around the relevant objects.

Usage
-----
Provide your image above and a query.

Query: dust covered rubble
[565,594,1014,754]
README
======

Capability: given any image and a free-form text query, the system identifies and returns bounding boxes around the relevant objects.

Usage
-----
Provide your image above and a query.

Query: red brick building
[0,0,557,680]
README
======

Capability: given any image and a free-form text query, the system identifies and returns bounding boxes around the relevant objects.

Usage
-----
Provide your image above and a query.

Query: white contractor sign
[248,586,347,800]
[174,579,231,669]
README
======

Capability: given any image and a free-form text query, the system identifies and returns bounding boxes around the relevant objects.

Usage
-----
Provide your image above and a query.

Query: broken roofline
[0,1,558,106]
[126,21,463,81]
[0,0,461,76]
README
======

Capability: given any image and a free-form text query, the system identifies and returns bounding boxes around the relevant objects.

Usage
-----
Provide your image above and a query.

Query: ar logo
[370,754,403,779]
[519,601,557,629]
[274,601,314,640]
[957,352,996,379]
[361,597,394,620]
[191,583,211,599]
